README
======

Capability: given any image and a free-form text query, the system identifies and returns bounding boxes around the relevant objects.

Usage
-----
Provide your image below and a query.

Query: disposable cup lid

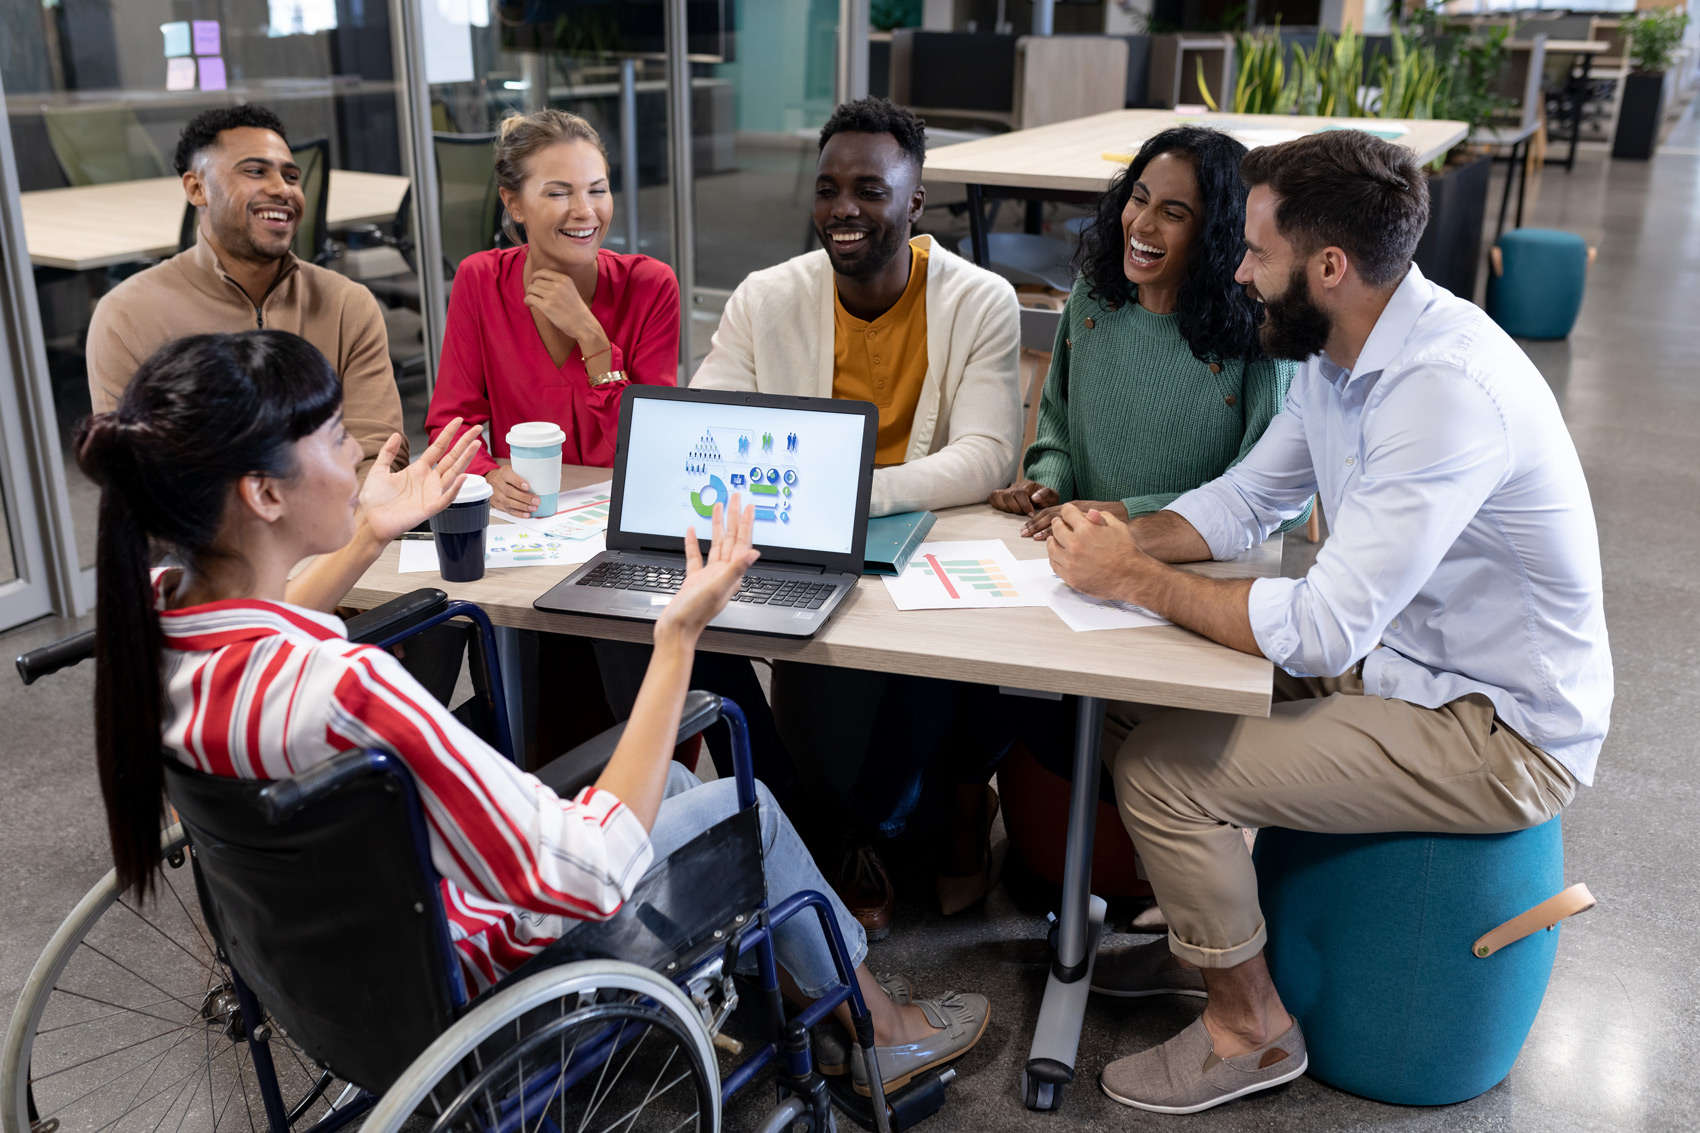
[506,421,566,449]
[449,476,493,504]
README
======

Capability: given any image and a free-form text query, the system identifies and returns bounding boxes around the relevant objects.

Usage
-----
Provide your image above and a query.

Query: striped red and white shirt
[154,576,653,994]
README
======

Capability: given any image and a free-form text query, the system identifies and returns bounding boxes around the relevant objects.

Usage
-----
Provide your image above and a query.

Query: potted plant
[1612,9,1691,160]
[1204,22,1505,299]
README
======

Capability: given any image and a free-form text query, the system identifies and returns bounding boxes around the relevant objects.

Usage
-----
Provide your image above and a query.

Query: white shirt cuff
[1167,486,1253,560]
[1248,576,1303,669]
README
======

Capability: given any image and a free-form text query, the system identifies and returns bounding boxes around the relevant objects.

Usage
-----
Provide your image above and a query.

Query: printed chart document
[1007,559,1172,632]
[491,480,614,540]
[398,483,613,573]
[880,540,1051,610]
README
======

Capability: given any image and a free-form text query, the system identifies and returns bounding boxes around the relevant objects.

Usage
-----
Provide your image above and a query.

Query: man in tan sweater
[87,105,405,478]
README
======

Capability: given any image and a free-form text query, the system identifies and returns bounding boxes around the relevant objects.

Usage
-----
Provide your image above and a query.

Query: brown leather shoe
[834,844,895,942]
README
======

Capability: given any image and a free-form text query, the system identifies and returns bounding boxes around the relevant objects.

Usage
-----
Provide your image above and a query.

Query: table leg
[1025,199,1044,235]
[966,183,990,267]
[1569,54,1593,172]
[1514,137,1529,229]
[494,625,536,766]
[1494,141,1516,243]
[1023,695,1107,1112]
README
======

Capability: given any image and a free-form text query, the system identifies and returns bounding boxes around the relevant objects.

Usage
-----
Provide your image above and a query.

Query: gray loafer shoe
[1100,1017,1307,1114]
[850,991,991,1096]
[1090,937,1207,998]
[812,973,915,1076]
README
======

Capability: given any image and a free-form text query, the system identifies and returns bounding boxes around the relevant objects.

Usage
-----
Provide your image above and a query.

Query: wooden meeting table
[346,464,1284,1112]
[21,170,409,272]
[923,108,1469,268]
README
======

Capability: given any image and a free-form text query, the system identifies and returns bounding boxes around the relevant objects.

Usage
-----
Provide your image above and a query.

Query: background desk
[21,171,409,271]
[347,465,1284,1110]
[924,109,1469,266]
[1507,39,1608,172]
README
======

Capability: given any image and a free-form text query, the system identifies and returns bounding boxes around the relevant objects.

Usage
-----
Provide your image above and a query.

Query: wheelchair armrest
[260,749,397,823]
[16,628,97,686]
[345,589,448,646]
[535,690,723,799]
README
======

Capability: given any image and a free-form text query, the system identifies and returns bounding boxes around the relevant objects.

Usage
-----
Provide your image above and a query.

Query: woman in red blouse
[427,110,679,516]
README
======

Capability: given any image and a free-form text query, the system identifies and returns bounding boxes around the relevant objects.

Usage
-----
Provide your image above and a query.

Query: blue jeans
[649,764,867,998]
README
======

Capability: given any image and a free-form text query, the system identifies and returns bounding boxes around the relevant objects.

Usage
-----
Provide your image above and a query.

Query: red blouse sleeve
[581,258,682,460]
[624,260,681,388]
[427,255,499,476]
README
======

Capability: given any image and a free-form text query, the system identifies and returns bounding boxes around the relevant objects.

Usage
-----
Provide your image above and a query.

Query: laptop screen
[616,392,871,558]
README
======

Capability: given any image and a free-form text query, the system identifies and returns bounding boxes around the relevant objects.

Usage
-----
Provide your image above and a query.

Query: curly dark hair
[1072,126,1263,364]
[818,97,926,169]
[172,105,290,175]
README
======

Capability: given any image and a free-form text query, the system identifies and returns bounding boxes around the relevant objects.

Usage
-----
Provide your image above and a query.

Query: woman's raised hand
[656,496,760,643]
[359,418,482,542]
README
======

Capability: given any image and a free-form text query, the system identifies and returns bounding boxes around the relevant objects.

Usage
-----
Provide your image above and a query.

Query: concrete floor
[5,106,1699,1132]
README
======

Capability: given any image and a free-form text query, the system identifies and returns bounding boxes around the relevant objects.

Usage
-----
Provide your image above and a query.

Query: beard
[1257,265,1333,362]
[208,200,290,264]
[819,221,909,281]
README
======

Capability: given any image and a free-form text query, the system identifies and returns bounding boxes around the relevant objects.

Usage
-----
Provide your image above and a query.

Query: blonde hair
[494,110,610,244]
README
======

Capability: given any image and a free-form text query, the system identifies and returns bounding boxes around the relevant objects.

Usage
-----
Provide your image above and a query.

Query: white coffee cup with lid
[505,421,566,517]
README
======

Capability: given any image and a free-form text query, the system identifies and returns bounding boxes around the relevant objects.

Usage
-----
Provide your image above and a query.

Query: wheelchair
[7,591,958,1133]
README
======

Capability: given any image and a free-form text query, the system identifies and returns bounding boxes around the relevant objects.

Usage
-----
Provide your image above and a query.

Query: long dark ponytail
[75,330,341,899]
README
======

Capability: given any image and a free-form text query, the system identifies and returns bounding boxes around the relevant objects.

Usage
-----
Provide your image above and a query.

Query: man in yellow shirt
[694,97,1020,515]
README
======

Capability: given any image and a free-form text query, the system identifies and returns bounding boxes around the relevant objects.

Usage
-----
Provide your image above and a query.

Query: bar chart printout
[881,539,1049,610]
[928,554,1019,599]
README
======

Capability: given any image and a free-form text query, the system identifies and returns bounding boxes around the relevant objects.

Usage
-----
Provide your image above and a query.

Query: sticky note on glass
[161,21,191,57]
[166,57,197,91]
[192,20,221,56]
[198,56,227,91]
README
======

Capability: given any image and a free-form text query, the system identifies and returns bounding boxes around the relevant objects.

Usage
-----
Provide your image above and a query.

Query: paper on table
[1228,128,1310,149]
[880,540,1051,610]
[1006,559,1172,632]
[491,480,613,538]
[395,529,607,574]
[398,540,441,574]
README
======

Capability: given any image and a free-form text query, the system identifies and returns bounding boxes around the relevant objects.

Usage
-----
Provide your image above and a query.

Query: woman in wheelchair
[73,328,988,1096]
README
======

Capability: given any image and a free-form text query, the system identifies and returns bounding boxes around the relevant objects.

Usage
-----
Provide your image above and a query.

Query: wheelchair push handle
[16,628,97,686]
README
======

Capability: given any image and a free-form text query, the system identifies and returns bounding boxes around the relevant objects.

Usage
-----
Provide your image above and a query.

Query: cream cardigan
[690,235,1022,517]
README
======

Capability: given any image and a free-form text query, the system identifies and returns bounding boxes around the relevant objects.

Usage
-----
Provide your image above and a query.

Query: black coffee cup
[429,478,493,582]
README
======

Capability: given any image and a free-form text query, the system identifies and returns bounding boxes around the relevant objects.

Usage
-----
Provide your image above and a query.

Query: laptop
[535,385,878,637]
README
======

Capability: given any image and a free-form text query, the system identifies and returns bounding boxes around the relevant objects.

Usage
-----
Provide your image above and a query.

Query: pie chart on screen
[690,474,727,518]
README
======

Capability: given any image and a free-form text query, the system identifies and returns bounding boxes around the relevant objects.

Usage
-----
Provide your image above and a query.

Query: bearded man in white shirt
[1045,128,1612,1115]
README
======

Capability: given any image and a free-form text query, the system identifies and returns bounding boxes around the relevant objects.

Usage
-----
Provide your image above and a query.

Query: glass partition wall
[402,0,865,376]
[0,0,427,619]
[0,0,866,627]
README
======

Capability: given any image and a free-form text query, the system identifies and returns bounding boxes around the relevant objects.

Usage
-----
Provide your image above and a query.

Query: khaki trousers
[1109,670,1576,969]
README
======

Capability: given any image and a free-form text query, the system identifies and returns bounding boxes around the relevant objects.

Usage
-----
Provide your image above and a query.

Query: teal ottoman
[1254,819,1595,1105]
[1487,229,1592,340]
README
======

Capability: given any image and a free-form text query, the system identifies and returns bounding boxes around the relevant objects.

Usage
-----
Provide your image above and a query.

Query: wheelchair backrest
[162,750,465,1093]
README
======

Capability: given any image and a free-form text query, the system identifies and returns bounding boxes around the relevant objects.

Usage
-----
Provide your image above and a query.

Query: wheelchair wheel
[363,961,719,1133]
[3,827,355,1133]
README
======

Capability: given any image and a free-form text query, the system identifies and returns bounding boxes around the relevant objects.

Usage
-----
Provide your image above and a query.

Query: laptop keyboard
[576,562,836,609]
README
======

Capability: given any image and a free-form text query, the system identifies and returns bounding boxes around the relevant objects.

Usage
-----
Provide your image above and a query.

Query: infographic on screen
[620,399,867,554]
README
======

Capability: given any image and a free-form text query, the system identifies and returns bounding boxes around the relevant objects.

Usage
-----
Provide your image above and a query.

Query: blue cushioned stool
[1486,228,1591,340]
[1254,819,1594,1105]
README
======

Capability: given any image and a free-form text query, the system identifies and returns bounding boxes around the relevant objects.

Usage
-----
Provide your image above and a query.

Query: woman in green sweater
[991,126,1310,537]
[920,128,1309,922]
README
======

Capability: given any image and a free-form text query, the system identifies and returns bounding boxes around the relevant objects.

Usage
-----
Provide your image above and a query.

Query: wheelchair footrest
[825,1066,956,1131]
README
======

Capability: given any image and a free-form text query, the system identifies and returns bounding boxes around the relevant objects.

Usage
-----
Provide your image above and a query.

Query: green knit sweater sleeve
[1238,356,1313,533]
[1020,300,1076,499]
[1120,488,1186,517]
